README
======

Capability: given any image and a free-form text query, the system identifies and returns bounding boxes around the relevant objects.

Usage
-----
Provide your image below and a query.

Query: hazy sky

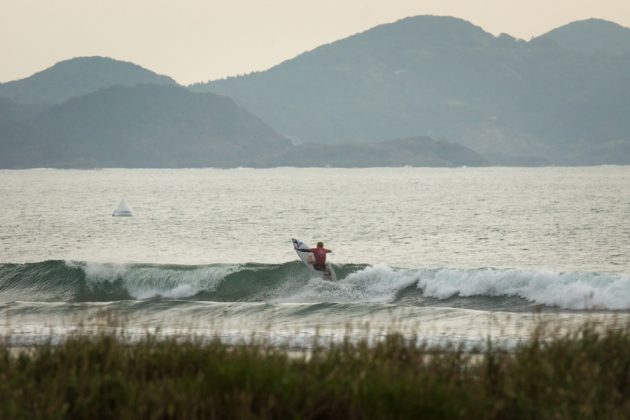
[2,0,629,85]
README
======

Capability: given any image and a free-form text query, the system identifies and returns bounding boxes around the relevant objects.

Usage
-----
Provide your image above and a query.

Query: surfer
[297,241,333,277]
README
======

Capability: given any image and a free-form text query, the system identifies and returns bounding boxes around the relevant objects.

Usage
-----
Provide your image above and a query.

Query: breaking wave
[0,261,628,311]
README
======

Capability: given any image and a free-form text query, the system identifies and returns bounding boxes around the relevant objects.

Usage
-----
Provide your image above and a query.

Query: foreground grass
[1,324,629,419]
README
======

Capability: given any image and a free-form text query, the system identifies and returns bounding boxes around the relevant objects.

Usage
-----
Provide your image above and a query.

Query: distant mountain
[565,140,630,165]
[0,56,176,105]
[0,84,291,168]
[538,18,630,56]
[0,82,488,168]
[3,16,630,167]
[192,15,630,165]
[258,136,488,167]
[0,97,43,124]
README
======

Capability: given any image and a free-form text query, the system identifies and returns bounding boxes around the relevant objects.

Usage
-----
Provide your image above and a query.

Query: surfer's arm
[296,248,312,253]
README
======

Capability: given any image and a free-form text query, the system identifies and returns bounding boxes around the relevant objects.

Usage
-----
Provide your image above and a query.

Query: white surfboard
[292,238,337,280]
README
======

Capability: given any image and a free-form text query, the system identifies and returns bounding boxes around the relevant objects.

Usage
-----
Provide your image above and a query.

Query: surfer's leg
[325,263,335,280]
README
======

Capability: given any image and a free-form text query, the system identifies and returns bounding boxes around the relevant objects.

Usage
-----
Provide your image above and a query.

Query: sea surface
[1,167,629,348]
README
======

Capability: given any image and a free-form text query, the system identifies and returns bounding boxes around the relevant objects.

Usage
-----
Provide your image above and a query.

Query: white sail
[112,199,133,217]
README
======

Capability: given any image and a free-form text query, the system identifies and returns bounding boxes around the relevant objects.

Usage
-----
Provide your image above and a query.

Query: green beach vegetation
[1,322,629,419]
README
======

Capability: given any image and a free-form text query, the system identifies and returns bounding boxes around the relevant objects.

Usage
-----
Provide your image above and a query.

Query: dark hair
[317,242,324,248]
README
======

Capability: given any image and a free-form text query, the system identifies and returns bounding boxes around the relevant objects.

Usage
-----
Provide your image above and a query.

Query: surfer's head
[317,242,324,248]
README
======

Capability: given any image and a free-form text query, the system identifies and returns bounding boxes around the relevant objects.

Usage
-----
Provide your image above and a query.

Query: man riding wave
[295,240,333,279]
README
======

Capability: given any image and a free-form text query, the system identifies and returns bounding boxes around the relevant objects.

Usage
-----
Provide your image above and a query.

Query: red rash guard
[310,247,331,266]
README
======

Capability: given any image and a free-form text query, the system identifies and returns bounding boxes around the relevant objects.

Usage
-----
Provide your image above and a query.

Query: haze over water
[1,167,629,347]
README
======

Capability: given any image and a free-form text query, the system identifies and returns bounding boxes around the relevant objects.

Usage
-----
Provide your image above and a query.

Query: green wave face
[0,261,367,303]
[1,261,628,311]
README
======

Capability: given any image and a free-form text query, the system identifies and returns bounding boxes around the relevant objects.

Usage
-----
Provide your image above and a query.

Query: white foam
[68,261,239,300]
[276,264,630,310]
[274,263,418,304]
[417,268,630,310]
[65,261,630,310]
[79,261,131,280]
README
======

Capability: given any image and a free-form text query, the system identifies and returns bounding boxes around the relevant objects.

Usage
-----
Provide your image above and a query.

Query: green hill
[0,84,291,168]
[3,16,630,167]
[192,15,630,164]
[0,83,487,168]
[0,56,176,105]
[0,97,43,124]
[538,18,630,56]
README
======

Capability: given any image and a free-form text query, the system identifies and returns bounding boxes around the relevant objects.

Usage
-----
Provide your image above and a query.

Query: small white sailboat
[112,199,133,217]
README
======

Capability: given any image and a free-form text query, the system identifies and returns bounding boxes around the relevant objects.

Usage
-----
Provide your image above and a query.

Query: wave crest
[0,261,628,310]
[418,268,630,310]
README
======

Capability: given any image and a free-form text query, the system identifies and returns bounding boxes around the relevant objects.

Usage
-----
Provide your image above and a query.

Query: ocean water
[1,167,629,347]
